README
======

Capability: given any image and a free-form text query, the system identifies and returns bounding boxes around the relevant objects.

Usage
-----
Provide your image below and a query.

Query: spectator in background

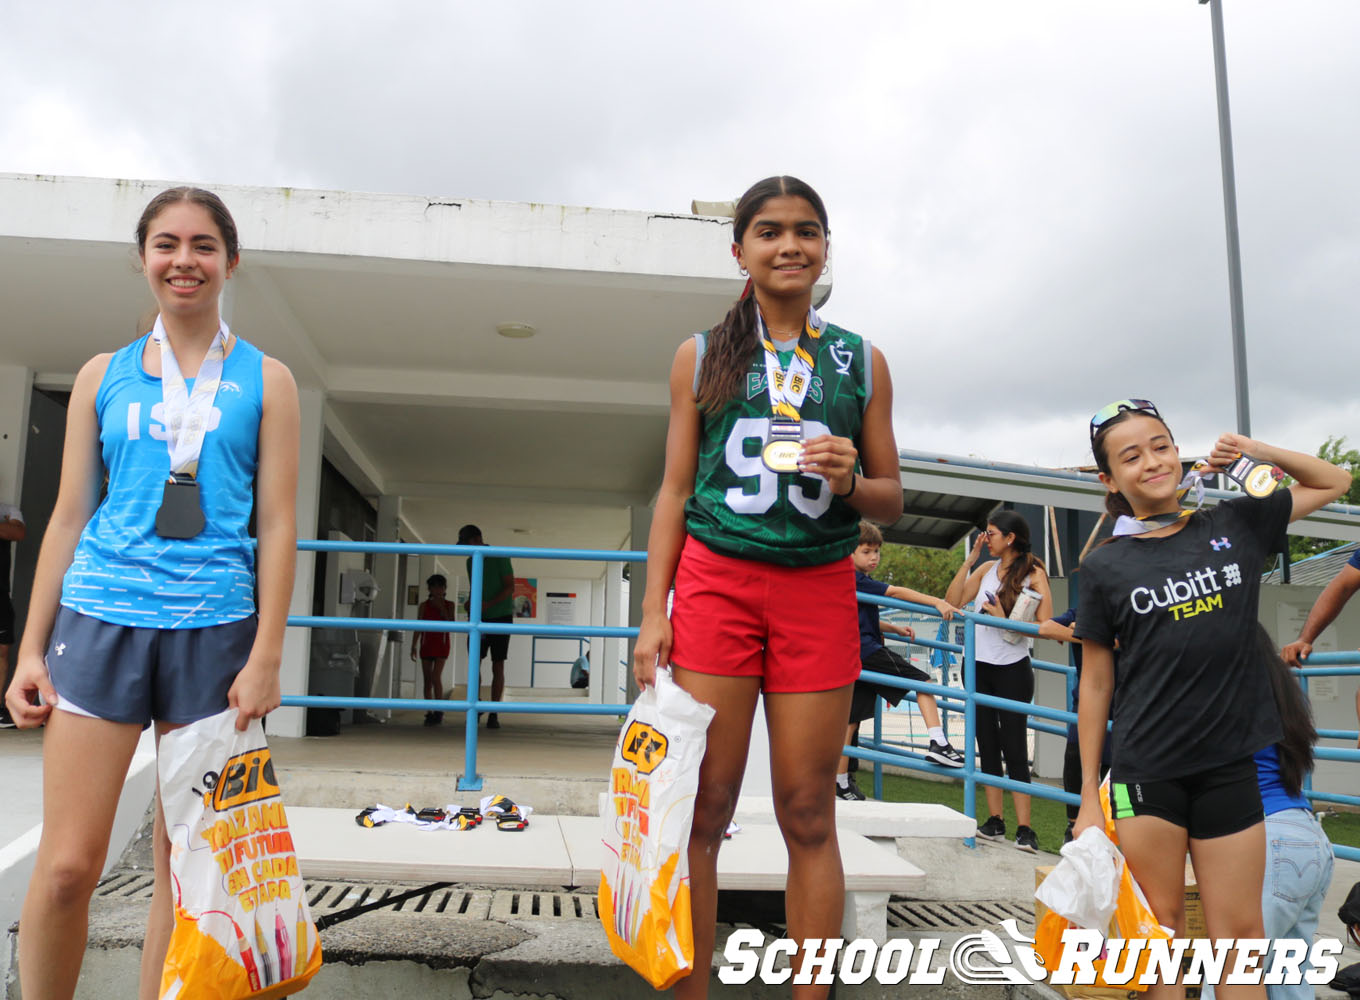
[458,524,514,729]
[1037,608,1113,844]
[946,512,1054,853]
[0,499,24,728]
[1282,547,1360,747]
[410,573,455,726]
[840,521,963,800]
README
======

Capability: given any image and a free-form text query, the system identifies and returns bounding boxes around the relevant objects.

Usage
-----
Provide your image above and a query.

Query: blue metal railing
[849,592,1360,862]
[278,540,1360,858]
[281,540,641,790]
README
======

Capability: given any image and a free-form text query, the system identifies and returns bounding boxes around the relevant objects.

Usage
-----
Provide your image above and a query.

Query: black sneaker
[924,740,965,768]
[422,711,438,727]
[1015,825,1039,853]
[835,777,866,801]
[977,815,1006,840]
[0,711,15,729]
[1063,822,1074,846]
[486,713,501,729]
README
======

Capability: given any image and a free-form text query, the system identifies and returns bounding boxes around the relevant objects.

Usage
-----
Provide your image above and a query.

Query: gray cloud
[3,0,1356,467]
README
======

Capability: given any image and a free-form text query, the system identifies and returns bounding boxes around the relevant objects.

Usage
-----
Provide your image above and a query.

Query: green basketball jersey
[684,323,871,566]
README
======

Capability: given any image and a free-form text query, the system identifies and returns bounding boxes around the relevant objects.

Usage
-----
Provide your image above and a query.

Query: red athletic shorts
[668,536,860,693]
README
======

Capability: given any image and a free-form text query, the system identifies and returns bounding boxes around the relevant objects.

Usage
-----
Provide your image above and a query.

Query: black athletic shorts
[0,594,13,645]
[470,614,512,661]
[1110,755,1262,840]
[851,646,930,724]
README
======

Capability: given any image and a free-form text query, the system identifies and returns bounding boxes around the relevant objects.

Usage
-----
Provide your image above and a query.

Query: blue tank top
[62,333,265,628]
[1254,743,1310,815]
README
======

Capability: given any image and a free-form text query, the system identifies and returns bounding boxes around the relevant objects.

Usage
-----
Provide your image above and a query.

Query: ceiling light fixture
[496,322,536,339]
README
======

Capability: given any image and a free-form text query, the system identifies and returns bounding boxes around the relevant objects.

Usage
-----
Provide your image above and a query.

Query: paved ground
[4,702,1358,997]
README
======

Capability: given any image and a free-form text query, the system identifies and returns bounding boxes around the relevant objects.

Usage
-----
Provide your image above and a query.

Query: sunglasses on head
[1090,399,1162,442]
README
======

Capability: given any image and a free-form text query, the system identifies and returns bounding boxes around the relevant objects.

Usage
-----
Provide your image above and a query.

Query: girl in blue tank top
[3,187,301,999]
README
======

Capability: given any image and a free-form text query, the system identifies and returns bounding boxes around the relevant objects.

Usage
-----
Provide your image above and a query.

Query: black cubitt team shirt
[1075,491,1289,784]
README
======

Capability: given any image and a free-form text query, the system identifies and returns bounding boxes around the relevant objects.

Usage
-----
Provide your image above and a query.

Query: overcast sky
[2,1,1356,470]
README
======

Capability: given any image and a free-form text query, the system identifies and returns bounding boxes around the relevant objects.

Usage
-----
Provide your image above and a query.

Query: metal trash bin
[306,628,360,736]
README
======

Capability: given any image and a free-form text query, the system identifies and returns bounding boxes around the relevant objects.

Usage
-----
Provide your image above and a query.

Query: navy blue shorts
[45,606,257,726]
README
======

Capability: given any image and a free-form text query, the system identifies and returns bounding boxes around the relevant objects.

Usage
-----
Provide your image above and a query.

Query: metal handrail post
[962,617,977,847]
[460,551,485,791]
[872,695,884,800]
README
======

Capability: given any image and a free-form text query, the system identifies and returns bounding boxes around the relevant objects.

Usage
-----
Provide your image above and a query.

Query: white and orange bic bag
[599,668,715,990]
[157,709,323,999]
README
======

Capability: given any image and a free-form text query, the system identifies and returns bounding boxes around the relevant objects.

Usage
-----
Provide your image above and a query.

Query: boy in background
[840,522,964,800]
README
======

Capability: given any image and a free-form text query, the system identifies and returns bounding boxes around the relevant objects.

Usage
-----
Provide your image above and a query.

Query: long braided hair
[694,176,829,413]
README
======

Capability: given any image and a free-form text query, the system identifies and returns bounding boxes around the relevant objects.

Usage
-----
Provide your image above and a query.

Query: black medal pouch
[155,473,206,539]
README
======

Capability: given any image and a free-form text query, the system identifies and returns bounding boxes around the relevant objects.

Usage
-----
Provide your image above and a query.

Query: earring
[739,267,748,277]
[821,263,830,276]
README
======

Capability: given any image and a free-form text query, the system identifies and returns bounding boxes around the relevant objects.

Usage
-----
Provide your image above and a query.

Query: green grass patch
[870,770,1359,854]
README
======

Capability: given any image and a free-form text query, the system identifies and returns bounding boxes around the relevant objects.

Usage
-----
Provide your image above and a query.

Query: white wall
[445,567,597,693]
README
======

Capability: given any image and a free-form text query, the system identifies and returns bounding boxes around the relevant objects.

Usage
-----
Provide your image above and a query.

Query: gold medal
[761,438,802,474]
[1226,455,1284,498]
[762,419,803,473]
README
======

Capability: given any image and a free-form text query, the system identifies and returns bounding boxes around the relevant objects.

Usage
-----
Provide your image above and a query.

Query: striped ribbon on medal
[152,315,230,478]
[759,307,826,423]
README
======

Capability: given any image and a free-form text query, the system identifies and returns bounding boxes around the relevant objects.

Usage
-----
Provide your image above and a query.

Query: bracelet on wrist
[835,474,857,499]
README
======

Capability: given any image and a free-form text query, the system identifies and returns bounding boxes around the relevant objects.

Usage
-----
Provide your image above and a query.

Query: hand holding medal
[797,433,859,496]
[1206,432,1286,498]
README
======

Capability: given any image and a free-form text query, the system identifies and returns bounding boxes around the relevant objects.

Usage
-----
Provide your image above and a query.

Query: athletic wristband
[835,474,857,499]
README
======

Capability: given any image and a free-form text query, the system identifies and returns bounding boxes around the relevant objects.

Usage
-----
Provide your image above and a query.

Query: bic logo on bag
[206,746,281,812]
[620,721,669,774]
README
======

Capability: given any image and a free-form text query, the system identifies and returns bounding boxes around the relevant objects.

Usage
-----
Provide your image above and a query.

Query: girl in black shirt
[1073,400,1347,1000]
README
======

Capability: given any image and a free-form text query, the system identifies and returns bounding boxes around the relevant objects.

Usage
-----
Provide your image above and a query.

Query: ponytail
[695,287,758,413]
[1104,490,1134,521]
[1257,625,1316,797]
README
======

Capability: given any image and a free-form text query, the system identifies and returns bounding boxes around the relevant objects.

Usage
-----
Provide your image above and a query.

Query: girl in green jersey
[633,176,903,999]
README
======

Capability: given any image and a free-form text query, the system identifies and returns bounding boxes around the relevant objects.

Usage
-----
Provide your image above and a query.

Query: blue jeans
[1205,808,1334,1000]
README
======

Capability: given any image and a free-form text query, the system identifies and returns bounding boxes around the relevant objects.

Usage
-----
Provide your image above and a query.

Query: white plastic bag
[157,709,322,999]
[599,668,715,990]
[1034,825,1122,929]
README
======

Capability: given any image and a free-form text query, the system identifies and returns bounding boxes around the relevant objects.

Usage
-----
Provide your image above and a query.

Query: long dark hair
[1257,625,1316,797]
[1090,409,1177,522]
[694,176,830,413]
[989,510,1044,616]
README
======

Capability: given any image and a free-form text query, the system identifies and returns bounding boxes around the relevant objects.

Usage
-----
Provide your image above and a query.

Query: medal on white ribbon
[151,316,229,539]
[759,308,825,474]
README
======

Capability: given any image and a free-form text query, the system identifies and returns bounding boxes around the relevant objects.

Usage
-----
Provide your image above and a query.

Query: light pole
[1200,0,1251,436]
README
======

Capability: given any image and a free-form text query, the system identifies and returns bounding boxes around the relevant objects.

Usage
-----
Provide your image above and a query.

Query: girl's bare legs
[138,721,187,999]
[1117,814,1191,1000]
[1190,824,1268,1000]
[670,667,762,1000]
[767,684,855,1000]
[19,711,141,1000]
[420,657,445,701]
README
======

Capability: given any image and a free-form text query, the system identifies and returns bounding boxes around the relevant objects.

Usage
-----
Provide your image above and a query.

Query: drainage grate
[95,875,598,925]
[887,899,1033,931]
[95,873,156,899]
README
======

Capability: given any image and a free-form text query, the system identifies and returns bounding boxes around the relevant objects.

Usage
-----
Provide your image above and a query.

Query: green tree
[873,539,967,598]
[1288,436,1360,563]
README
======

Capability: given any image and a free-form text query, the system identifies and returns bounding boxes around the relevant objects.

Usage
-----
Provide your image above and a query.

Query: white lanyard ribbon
[758,307,825,422]
[151,316,229,479]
